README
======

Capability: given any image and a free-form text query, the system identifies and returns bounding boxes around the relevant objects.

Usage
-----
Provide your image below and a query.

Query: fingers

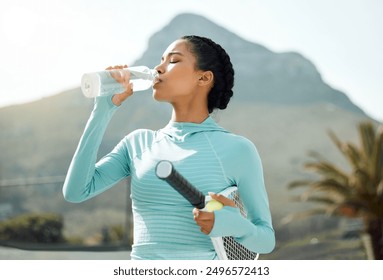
[105,64,132,106]
[209,192,236,208]
[192,192,237,235]
[193,208,214,220]
[120,82,134,96]
[105,65,130,84]
[193,208,214,235]
[111,82,133,106]
[107,65,130,83]
[105,64,128,70]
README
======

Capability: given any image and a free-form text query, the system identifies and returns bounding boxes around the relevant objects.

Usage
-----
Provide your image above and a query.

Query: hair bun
[182,35,235,113]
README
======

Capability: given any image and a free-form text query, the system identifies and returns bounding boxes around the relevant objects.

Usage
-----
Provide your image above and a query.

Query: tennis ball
[205,200,223,212]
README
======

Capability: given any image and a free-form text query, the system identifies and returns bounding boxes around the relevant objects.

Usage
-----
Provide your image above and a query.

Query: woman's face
[153,39,203,104]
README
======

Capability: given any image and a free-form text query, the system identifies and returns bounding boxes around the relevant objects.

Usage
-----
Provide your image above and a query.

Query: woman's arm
[209,137,275,254]
[62,96,130,202]
[63,66,133,203]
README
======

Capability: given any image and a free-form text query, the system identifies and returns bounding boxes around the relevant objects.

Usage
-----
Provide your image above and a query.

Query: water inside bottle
[81,66,158,98]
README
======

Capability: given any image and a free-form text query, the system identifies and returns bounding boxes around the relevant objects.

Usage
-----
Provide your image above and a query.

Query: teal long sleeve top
[63,95,275,260]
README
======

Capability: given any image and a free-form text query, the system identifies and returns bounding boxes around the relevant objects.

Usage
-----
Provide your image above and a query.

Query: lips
[152,76,162,87]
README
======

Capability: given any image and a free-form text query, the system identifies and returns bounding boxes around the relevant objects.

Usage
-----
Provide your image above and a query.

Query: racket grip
[155,160,205,209]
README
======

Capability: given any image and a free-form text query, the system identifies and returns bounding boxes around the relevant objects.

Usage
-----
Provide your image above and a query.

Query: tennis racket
[155,160,259,260]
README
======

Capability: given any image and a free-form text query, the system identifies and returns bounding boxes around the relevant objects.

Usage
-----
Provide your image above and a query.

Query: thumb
[208,192,236,208]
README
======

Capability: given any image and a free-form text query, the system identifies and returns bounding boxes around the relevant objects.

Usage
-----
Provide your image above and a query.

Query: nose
[154,62,164,74]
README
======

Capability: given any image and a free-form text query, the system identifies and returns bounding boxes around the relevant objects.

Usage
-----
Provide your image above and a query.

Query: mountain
[137,13,365,113]
[0,13,379,257]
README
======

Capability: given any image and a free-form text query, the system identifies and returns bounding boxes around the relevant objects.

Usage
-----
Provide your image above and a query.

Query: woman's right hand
[105,65,134,106]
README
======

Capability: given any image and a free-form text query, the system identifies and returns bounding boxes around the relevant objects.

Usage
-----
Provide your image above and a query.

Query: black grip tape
[155,161,205,209]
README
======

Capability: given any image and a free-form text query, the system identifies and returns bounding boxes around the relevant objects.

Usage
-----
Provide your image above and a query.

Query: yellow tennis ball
[205,200,223,212]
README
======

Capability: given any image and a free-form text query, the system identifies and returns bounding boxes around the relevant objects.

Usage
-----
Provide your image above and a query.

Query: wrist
[112,94,123,106]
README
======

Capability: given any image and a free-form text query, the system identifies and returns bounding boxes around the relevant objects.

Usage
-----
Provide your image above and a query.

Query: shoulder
[210,131,258,154]
[210,132,264,184]
[230,134,257,151]
[125,128,156,139]
[124,128,159,146]
[119,129,158,159]
[209,132,263,173]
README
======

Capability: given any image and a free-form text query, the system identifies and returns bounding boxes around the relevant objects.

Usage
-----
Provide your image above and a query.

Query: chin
[152,90,159,100]
[152,90,167,102]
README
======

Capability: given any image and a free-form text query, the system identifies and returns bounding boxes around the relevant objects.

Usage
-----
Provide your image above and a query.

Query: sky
[0,0,382,121]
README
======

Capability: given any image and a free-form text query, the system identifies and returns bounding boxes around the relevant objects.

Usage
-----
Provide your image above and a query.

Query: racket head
[212,186,259,260]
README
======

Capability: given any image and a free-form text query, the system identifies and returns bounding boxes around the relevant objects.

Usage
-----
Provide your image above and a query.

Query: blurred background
[0,0,382,260]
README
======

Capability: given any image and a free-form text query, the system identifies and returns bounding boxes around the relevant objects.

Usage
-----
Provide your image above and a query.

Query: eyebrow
[168,51,183,56]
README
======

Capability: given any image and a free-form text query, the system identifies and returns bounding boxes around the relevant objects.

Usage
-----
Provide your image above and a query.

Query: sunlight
[0,4,38,46]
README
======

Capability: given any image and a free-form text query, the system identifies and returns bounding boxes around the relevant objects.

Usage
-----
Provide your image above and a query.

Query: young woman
[63,35,275,260]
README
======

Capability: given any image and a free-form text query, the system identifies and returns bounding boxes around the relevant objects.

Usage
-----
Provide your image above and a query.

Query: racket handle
[155,160,205,209]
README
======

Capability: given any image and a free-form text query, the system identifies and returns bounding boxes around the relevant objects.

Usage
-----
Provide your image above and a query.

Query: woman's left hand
[193,192,236,235]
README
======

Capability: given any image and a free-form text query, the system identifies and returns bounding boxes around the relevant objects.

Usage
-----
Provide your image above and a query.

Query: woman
[63,35,275,260]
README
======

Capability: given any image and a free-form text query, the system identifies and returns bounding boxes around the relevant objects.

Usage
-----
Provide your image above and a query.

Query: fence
[0,176,132,251]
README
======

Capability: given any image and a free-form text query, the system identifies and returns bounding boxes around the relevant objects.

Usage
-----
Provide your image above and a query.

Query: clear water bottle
[81,66,159,98]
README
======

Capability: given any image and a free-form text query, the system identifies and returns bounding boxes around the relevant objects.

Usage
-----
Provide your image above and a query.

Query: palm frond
[345,142,364,168]
[287,179,314,189]
[288,121,383,222]
[303,195,339,205]
[359,122,375,158]
[328,129,363,169]
[305,161,349,184]
[377,179,383,201]
[350,168,376,195]
[372,125,383,181]
[310,179,351,196]
[289,178,351,202]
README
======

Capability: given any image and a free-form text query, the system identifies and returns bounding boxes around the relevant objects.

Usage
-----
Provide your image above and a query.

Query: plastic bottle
[81,66,159,98]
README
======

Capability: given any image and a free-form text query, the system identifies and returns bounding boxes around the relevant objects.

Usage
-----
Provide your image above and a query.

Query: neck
[171,105,209,124]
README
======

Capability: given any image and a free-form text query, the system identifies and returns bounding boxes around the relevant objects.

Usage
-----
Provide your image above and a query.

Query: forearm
[210,137,275,254]
[62,95,118,202]
[209,207,275,254]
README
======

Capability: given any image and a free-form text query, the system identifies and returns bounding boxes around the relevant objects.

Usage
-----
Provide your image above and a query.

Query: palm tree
[288,121,383,259]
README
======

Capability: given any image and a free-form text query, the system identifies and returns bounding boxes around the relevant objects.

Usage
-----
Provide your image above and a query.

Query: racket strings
[221,189,259,260]
[223,237,258,260]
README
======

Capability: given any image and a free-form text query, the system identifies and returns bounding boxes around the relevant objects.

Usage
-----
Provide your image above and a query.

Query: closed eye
[161,51,183,63]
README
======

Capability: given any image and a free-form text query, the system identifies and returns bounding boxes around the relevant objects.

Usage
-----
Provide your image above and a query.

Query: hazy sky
[0,0,382,121]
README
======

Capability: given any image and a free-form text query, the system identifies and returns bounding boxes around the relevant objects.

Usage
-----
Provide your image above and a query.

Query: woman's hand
[193,192,236,235]
[105,65,133,106]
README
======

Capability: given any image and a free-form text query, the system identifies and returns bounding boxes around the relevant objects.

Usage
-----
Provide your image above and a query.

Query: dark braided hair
[181,35,234,113]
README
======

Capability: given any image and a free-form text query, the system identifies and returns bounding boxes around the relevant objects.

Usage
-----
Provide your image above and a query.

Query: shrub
[0,212,65,243]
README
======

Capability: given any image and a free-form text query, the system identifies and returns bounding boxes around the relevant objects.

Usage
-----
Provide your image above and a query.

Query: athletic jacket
[63,95,275,259]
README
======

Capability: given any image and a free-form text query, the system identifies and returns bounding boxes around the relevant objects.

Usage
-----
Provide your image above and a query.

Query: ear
[198,70,214,87]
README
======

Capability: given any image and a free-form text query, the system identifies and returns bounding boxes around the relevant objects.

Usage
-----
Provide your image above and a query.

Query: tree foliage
[288,121,383,259]
[0,212,65,243]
